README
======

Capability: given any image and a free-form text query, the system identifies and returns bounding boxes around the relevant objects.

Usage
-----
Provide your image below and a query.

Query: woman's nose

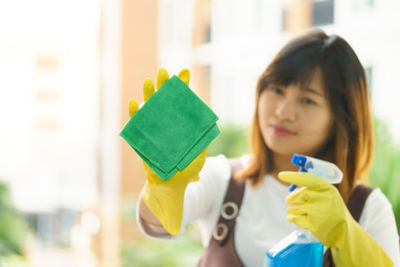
[275,97,297,122]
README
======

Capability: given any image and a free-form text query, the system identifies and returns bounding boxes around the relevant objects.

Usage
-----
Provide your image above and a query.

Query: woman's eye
[272,87,284,95]
[302,98,316,105]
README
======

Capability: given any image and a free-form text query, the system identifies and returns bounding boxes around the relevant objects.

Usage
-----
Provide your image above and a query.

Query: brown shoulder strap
[198,157,245,267]
[323,184,374,267]
[212,158,245,246]
[346,184,374,222]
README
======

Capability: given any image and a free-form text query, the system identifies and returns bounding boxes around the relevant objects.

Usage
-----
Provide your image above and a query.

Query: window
[312,0,334,26]
[35,55,59,133]
[353,0,374,11]
[24,208,77,248]
[281,8,287,32]
[193,0,212,45]
[365,66,373,95]
[193,64,211,105]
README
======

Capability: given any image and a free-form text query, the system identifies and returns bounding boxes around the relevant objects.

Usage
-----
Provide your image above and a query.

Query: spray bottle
[264,154,343,267]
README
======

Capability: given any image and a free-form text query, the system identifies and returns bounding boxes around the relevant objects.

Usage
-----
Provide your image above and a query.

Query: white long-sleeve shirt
[137,154,400,267]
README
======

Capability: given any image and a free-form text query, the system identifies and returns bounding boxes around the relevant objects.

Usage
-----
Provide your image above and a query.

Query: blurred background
[0,0,399,266]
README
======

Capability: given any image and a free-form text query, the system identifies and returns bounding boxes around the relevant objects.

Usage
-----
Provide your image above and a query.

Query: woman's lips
[270,125,295,137]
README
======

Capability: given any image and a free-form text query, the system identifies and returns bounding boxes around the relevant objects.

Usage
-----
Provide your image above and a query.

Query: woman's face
[258,69,333,157]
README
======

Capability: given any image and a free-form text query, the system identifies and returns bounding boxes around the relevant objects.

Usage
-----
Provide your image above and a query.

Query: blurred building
[158,0,400,141]
[0,0,100,266]
[100,0,159,266]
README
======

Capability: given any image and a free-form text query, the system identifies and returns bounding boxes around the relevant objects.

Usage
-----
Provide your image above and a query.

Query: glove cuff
[331,219,393,266]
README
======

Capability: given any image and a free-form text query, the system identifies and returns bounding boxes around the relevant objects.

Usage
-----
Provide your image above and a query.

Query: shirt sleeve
[136,154,231,242]
[359,188,400,266]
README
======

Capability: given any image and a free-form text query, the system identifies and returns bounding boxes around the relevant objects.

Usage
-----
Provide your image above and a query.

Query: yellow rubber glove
[130,68,208,235]
[279,172,393,267]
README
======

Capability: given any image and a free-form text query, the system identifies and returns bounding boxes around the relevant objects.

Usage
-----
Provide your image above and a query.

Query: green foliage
[207,123,249,158]
[0,182,29,257]
[370,117,400,231]
[121,198,204,267]
[121,223,203,267]
[2,254,31,265]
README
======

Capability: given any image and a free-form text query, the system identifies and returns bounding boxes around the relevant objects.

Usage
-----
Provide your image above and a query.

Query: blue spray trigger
[305,161,314,170]
[288,184,297,192]
[291,154,307,166]
[288,168,308,191]
[288,154,310,192]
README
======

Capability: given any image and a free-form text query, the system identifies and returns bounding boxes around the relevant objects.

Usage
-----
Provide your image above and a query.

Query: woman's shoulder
[200,153,252,182]
[207,153,252,168]
[360,186,395,226]
[200,154,231,183]
[364,187,393,212]
[238,153,252,168]
[361,187,400,265]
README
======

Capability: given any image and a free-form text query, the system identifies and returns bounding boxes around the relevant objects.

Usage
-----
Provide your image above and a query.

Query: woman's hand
[279,171,393,267]
[130,68,207,236]
[278,171,350,246]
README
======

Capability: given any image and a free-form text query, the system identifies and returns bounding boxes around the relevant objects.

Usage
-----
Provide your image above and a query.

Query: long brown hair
[235,29,374,202]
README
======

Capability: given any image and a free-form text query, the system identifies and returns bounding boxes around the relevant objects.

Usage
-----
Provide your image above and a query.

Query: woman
[132,29,400,266]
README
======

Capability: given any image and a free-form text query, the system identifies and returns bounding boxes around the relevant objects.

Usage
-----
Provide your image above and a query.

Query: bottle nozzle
[288,154,343,192]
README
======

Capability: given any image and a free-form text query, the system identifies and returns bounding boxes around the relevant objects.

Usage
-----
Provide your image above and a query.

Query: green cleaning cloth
[120,75,220,181]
